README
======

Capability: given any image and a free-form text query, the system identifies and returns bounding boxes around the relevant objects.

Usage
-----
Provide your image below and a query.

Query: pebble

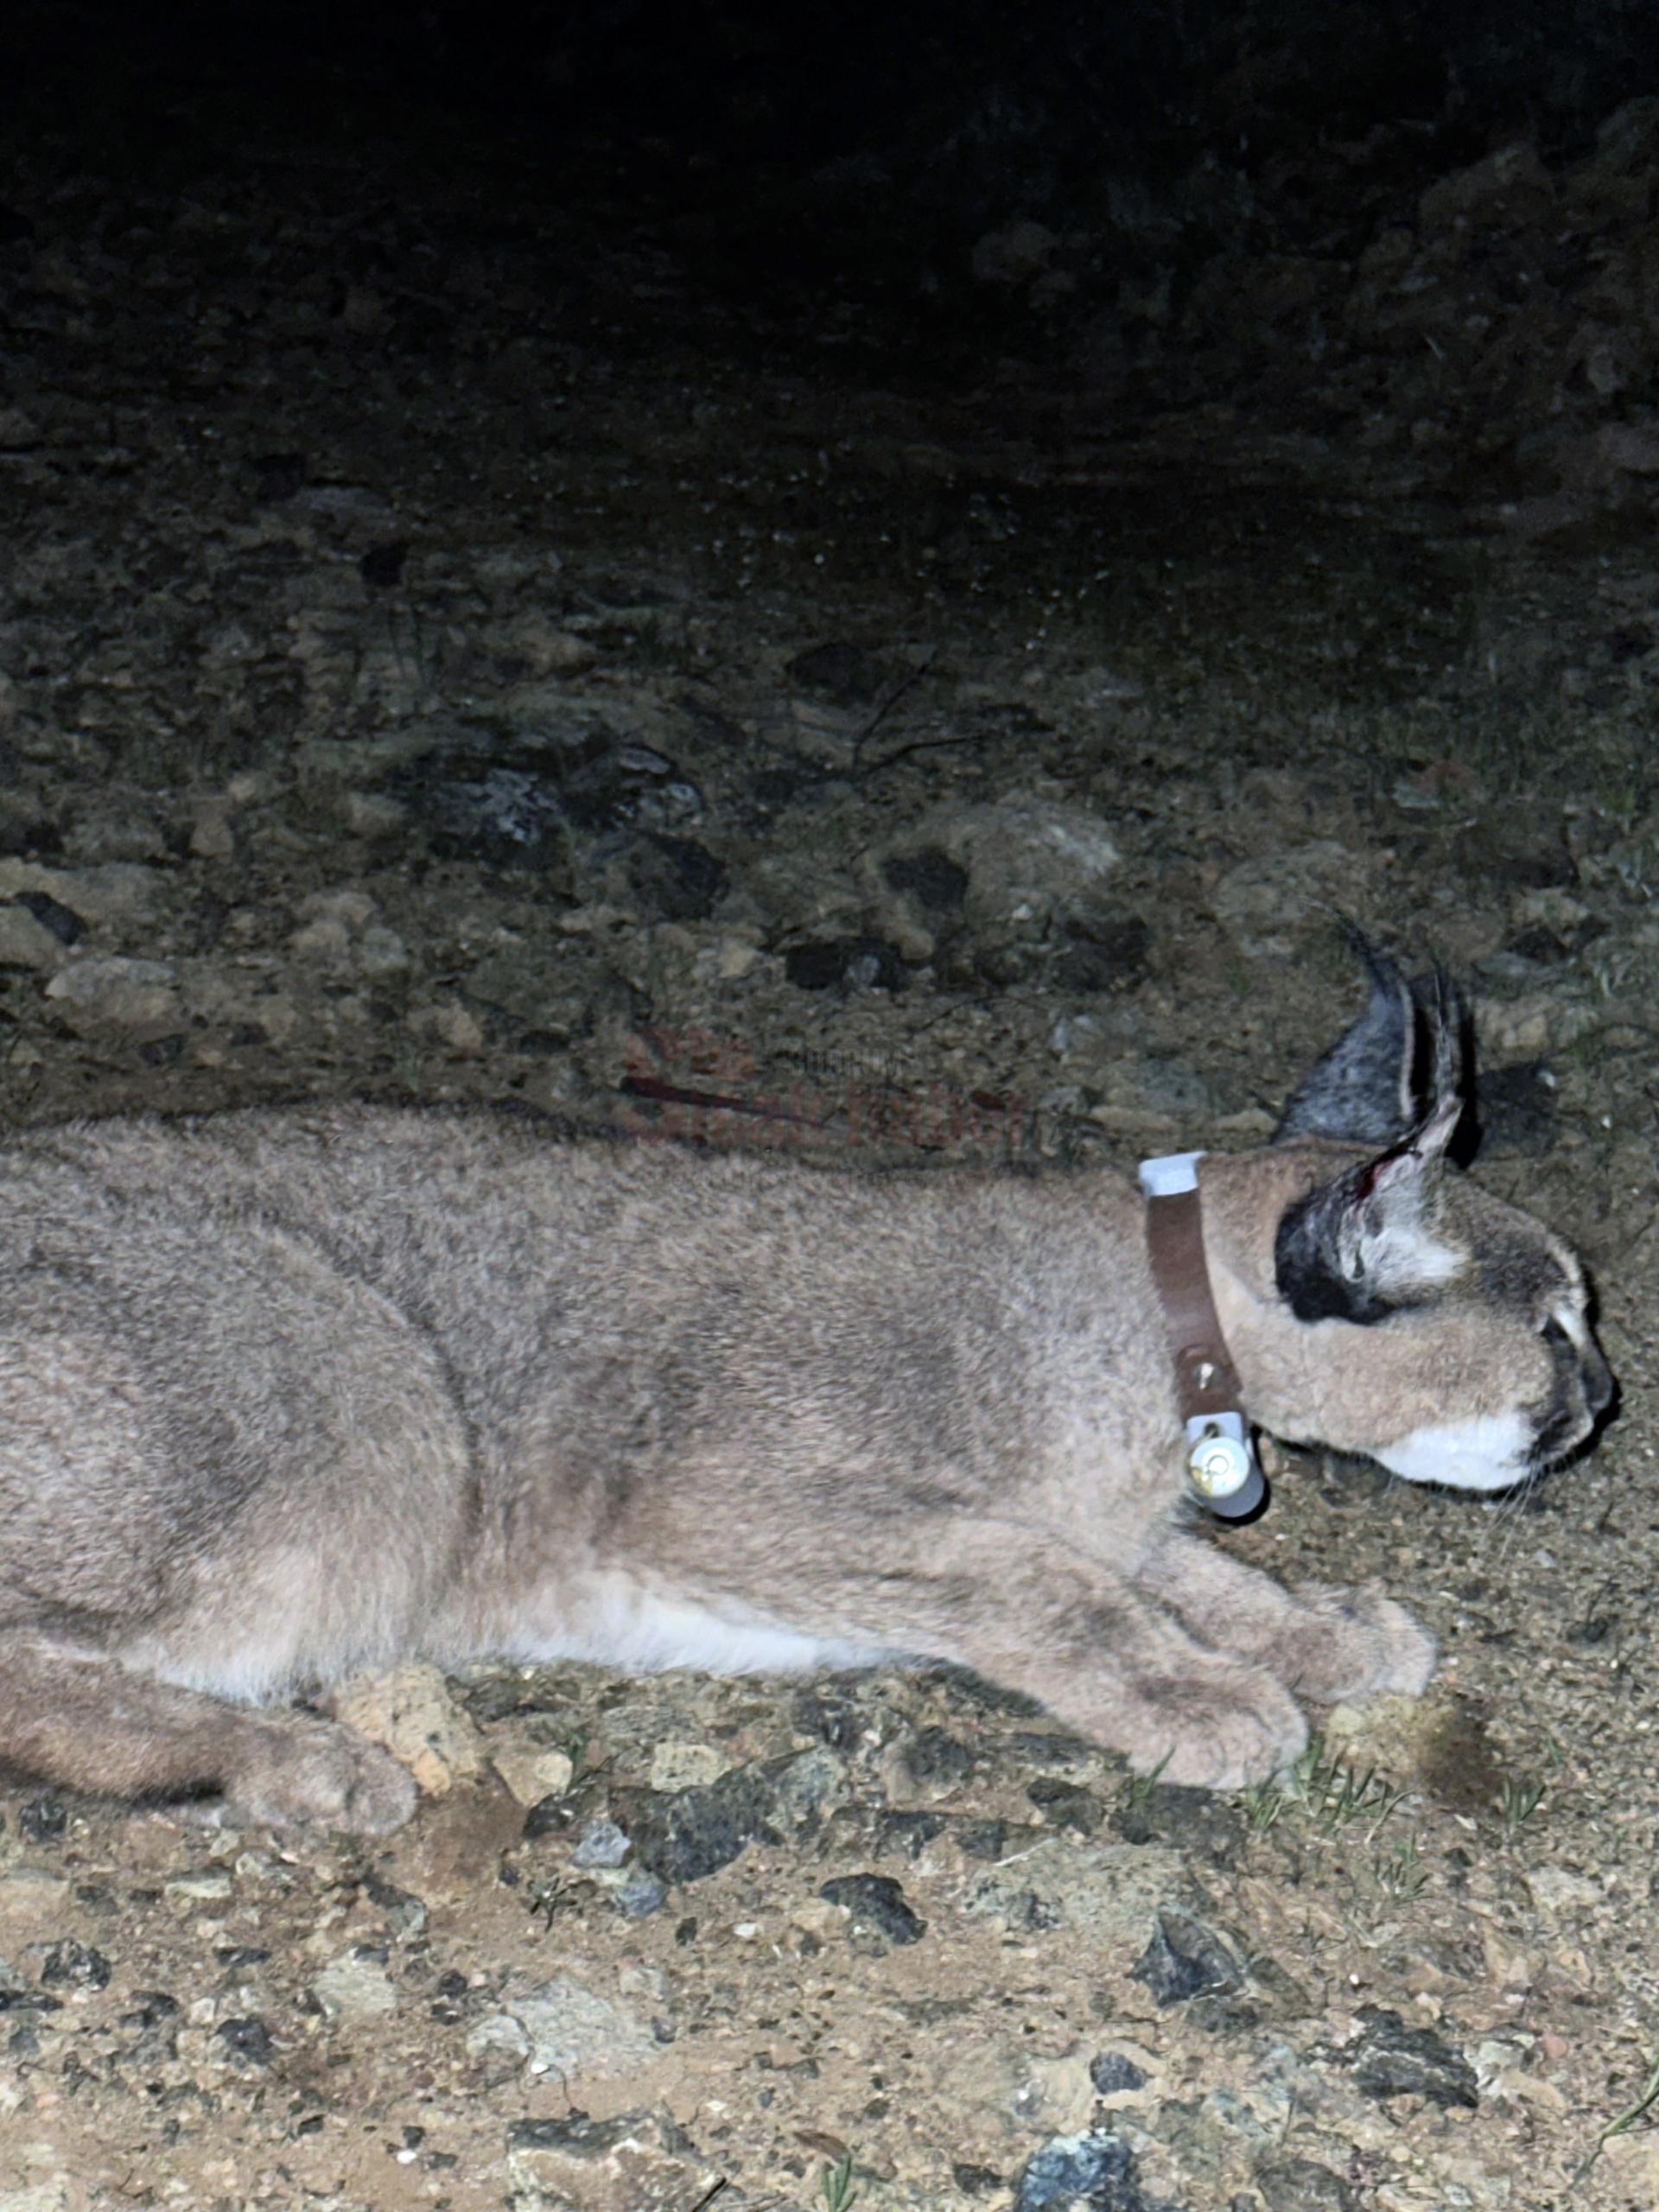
[215,2015,273,2067]
[188,798,238,861]
[611,1766,777,1885]
[0,858,160,925]
[646,1740,732,1793]
[356,922,410,975]
[37,1940,110,1992]
[1211,842,1367,959]
[1014,2129,1161,2212]
[310,1948,399,2022]
[163,1871,233,1903]
[0,906,66,971]
[490,1744,577,1808]
[506,2107,717,2209]
[330,1663,481,1795]
[818,1873,927,1948]
[1130,1910,1244,2005]
[964,1839,1185,1945]
[571,1817,633,1869]
[481,1974,663,2082]
[43,955,179,1031]
[1255,2157,1357,2212]
[1345,2007,1478,2108]
[1090,2052,1149,2095]
[915,793,1122,936]
[0,1872,71,1935]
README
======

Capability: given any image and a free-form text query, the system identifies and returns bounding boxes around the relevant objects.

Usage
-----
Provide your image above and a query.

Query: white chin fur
[1374,1412,1533,1492]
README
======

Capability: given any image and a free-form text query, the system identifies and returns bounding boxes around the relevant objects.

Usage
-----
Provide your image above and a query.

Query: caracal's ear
[1274,925,1467,1150]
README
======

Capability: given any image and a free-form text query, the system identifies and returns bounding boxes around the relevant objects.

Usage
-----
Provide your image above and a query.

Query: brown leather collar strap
[1143,1185,1246,1425]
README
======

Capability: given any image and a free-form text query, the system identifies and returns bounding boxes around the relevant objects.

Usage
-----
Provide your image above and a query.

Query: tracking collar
[1137,1151,1267,1522]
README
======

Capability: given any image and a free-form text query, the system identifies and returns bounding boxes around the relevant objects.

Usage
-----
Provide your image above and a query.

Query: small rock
[1110,1783,1243,1867]
[1027,1779,1103,1836]
[12,891,85,947]
[1090,2052,1149,2095]
[1345,2006,1478,2108]
[646,1741,732,1794]
[506,2107,716,2212]
[0,858,159,926]
[612,1766,777,1885]
[614,1868,669,1918]
[330,1663,482,1795]
[1130,1910,1244,2005]
[818,1873,927,1948]
[310,1948,398,2022]
[499,614,599,679]
[572,1817,633,1869]
[491,1744,576,1808]
[385,1775,525,1904]
[428,998,487,1054]
[967,1840,1185,1946]
[38,1940,110,1991]
[188,798,238,861]
[44,955,178,1032]
[1255,2157,1357,2212]
[1014,2128,1161,2212]
[488,1975,663,2082]
[341,790,409,838]
[0,905,67,971]
[785,934,907,994]
[770,1747,849,1827]
[18,1799,66,1846]
[917,793,1121,938]
[215,2015,273,2066]
[901,1726,976,1789]
[0,1871,71,1934]
[1211,843,1369,960]
[163,1870,232,1903]
[357,923,410,975]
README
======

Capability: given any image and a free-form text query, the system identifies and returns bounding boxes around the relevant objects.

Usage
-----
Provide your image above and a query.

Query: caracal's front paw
[226,1719,419,1834]
[1115,1659,1310,1792]
[1274,1586,1437,1706]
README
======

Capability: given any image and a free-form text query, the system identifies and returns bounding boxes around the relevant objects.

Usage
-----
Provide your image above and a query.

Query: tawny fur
[0,1079,1609,1834]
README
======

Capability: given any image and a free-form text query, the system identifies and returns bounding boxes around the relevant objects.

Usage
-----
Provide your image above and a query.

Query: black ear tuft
[1274,1096,1463,1324]
[1274,925,1470,1148]
[1274,1166,1398,1324]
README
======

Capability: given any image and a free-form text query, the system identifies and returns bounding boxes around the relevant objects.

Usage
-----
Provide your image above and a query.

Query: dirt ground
[4,47,1659,2212]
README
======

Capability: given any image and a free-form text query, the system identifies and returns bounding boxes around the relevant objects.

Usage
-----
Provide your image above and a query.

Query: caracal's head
[1218,931,1613,1493]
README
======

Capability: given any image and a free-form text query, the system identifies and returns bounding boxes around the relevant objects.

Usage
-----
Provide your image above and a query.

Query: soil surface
[4,46,1659,2212]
